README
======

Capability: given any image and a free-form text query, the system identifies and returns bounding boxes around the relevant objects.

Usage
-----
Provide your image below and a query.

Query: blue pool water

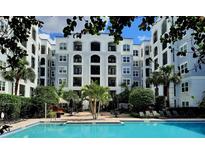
[2,121,205,138]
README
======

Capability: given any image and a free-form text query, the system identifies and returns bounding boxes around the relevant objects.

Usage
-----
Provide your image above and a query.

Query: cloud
[137,35,150,41]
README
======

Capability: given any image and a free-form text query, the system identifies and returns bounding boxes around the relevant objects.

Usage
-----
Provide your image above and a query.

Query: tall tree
[158,65,181,107]
[81,82,111,119]
[0,16,43,70]
[2,58,35,95]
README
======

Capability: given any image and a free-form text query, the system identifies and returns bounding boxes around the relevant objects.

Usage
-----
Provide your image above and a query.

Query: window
[153,31,158,43]
[73,41,82,51]
[59,55,67,62]
[59,78,66,85]
[133,81,139,87]
[180,63,188,74]
[19,84,25,96]
[30,87,34,97]
[182,82,189,92]
[122,56,130,63]
[51,61,55,66]
[41,45,46,54]
[32,28,36,41]
[108,55,116,63]
[145,46,150,55]
[52,50,55,56]
[123,79,131,86]
[58,66,67,74]
[154,58,159,70]
[0,81,5,91]
[60,43,67,50]
[108,66,116,75]
[133,61,139,67]
[91,42,100,51]
[163,51,167,65]
[133,70,139,77]
[123,44,130,51]
[182,101,189,107]
[32,44,35,55]
[40,67,45,76]
[91,77,100,85]
[146,68,150,77]
[154,46,158,57]
[73,55,82,63]
[40,58,45,65]
[123,67,130,74]
[91,55,100,63]
[162,42,167,50]
[108,42,116,51]
[40,79,45,86]
[51,70,55,77]
[91,65,100,75]
[161,20,167,35]
[73,65,82,75]
[31,56,35,69]
[145,58,150,66]
[108,77,116,87]
[179,44,188,56]
[133,50,139,56]
[73,77,82,87]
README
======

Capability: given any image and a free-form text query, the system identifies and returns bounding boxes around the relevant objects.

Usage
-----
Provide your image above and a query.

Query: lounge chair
[152,111,160,118]
[145,111,154,118]
[159,111,165,117]
[172,110,179,117]
[165,110,172,117]
[139,112,145,118]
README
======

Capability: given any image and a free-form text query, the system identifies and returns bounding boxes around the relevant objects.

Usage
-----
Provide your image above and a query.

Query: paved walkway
[3,112,205,132]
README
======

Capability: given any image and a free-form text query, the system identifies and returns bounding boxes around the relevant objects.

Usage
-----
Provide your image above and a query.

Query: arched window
[108,42,116,51]
[154,46,158,57]
[73,41,82,51]
[40,58,45,65]
[91,42,100,51]
[73,55,82,63]
[32,44,35,55]
[108,55,116,63]
[91,55,100,63]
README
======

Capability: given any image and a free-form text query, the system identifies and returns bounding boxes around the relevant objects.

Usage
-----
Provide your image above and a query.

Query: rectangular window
[154,58,159,70]
[19,84,25,96]
[0,81,6,91]
[30,87,34,97]
[41,45,46,54]
[58,66,67,74]
[133,50,139,56]
[141,49,143,57]
[73,65,82,75]
[180,63,188,74]
[91,65,100,75]
[108,66,116,75]
[153,31,158,43]
[51,70,55,77]
[133,61,139,67]
[179,44,188,56]
[182,101,189,107]
[123,79,131,86]
[31,56,35,69]
[133,70,139,77]
[163,51,167,65]
[146,68,150,77]
[123,44,130,51]
[51,61,55,66]
[145,46,150,55]
[108,77,116,87]
[40,67,45,76]
[60,43,67,50]
[133,81,139,87]
[52,50,55,56]
[59,55,67,62]
[58,78,66,85]
[123,67,130,74]
[122,56,130,63]
[181,82,189,92]
[73,77,82,87]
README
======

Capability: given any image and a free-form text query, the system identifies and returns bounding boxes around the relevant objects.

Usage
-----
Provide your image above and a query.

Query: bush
[155,96,165,110]
[47,110,56,118]
[130,112,139,118]
[0,94,21,120]
[129,88,154,111]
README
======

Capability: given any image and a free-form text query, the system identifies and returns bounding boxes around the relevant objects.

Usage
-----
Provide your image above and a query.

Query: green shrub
[47,110,56,118]
[0,94,21,120]
[129,88,154,111]
[20,97,33,118]
[130,112,139,118]
[155,96,165,110]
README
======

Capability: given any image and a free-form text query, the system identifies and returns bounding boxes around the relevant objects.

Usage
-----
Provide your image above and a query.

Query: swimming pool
[1,121,205,138]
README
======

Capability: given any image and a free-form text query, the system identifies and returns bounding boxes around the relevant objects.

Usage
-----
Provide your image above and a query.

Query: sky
[37,16,151,44]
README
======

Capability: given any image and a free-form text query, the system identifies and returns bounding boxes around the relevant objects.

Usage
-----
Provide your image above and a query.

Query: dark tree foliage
[0,16,43,70]
[63,16,205,64]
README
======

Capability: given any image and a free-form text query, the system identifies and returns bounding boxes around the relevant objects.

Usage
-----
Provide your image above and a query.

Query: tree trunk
[14,78,20,95]
[166,84,170,107]
[164,84,170,108]
[93,99,97,119]
[97,102,101,119]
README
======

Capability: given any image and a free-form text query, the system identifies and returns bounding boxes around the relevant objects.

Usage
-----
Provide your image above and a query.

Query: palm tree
[147,71,163,97]
[81,82,111,119]
[2,58,35,95]
[158,65,181,107]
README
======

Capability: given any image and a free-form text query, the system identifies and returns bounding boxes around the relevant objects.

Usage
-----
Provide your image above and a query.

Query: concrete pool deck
[3,112,205,132]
